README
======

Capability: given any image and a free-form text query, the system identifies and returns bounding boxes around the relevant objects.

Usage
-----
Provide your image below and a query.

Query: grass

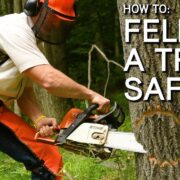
[0,92,136,179]
[61,149,136,180]
[0,149,136,180]
[0,152,30,179]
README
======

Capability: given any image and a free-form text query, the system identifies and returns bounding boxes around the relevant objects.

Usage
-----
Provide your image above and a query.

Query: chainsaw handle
[84,103,99,115]
[93,102,125,129]
[34,132,56,144]
[34,127,60,144]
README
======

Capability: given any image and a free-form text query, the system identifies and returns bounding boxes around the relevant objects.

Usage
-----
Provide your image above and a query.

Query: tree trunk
[117,0,180,179]
[0,0,9,14]
[115,12,121,60]
[13,0,22,13]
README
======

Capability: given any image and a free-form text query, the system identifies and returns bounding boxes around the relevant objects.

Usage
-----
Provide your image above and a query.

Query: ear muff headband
[24,0,43,17]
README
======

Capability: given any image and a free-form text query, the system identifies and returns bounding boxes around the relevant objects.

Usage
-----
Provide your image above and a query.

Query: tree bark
[115,12,121,60]
[0,0,8,14]
[13,0,22,13]
[117,0,180,179]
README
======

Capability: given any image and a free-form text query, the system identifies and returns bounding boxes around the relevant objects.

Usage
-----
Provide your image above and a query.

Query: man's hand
[90,93,110,114]
[35,117,57,137]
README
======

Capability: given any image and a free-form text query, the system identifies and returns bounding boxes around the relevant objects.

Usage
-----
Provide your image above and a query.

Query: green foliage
[66,0,124,94]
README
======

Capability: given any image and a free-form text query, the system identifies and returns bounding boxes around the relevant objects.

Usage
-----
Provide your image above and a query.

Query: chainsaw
[35,102,147,159]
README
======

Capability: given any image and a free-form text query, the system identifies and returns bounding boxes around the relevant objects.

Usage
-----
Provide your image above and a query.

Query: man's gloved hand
[35,117,57,137]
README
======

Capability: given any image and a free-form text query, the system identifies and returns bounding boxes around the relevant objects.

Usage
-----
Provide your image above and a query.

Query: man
[0,0,110,179]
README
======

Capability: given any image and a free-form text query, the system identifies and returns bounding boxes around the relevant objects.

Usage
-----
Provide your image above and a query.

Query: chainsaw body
[35,102,125,159]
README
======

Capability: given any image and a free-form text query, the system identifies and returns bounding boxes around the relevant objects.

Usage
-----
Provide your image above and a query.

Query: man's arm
[17,86,43,121]
[17,86,57,136]
[23,64,110,113]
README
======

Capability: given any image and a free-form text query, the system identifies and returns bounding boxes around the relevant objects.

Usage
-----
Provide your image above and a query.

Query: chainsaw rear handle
[34,132,56,144]
[34,127,60,144]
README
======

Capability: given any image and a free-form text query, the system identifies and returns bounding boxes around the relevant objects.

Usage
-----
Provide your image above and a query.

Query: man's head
[24,0,77,45]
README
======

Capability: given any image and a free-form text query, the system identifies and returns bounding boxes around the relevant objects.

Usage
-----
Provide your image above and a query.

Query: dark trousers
[0,123,55,180]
